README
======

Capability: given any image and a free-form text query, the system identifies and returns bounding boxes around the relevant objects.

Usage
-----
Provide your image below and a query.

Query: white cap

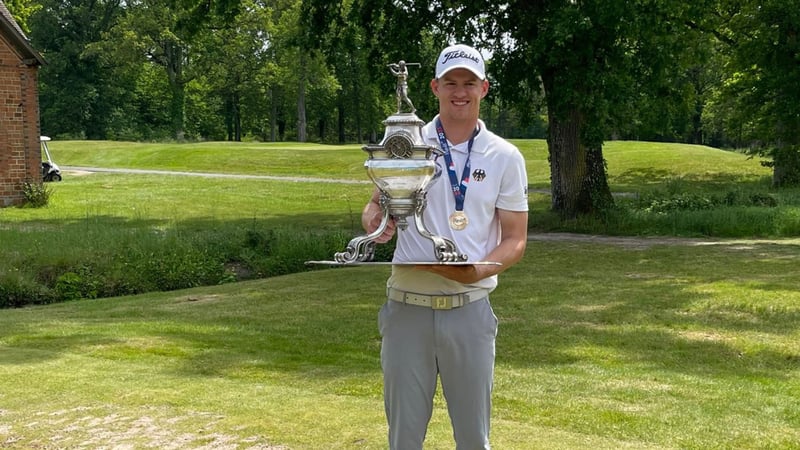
[435,44,486,80]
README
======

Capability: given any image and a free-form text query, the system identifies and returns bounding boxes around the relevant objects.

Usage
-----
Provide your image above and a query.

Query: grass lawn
[1,239,799,449]
[0,172,373,228]
[1,139,798,448]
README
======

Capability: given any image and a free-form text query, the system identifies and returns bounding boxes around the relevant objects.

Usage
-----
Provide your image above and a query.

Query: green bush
[55,271,96,301]
[528,187,795,238]
[134,248,227,291]
[635,188,779,215]
[0,223,356,308]
[20,180,52,208]
[241,228,352,277]
[0,272,55,308]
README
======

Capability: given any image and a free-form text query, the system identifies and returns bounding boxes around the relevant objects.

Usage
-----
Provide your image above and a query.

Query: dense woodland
[6,0,800,216]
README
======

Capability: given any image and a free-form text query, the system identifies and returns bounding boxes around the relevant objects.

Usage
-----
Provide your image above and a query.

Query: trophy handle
[334,208,392,263]
[412,191,468,262]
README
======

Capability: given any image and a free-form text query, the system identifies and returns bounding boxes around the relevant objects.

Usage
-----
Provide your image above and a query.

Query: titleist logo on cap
[436,44,486,79]
[441,50,480,65]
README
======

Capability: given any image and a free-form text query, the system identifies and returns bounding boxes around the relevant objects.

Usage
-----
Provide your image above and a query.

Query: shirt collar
[424,116,487,154]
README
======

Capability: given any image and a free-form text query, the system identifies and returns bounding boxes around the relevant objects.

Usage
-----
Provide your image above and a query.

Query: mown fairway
[38,138,773,192]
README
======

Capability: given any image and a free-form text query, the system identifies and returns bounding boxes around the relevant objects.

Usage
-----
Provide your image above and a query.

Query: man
[362,43,529,449]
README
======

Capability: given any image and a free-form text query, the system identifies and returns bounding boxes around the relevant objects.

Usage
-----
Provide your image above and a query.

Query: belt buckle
[431,296,453,310]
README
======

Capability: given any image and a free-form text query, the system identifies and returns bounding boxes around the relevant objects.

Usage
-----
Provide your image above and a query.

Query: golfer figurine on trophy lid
[307,60,498,266]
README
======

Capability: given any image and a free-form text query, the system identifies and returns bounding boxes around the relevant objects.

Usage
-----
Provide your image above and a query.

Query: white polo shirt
[387,116,529,294]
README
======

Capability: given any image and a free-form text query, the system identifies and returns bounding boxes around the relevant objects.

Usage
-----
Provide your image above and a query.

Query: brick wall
[0,33,41,207]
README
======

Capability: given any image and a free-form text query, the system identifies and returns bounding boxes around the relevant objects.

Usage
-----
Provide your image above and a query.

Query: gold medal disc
[449,211,469,230]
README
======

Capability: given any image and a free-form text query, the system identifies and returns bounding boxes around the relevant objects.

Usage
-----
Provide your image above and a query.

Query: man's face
[431,68,489,124]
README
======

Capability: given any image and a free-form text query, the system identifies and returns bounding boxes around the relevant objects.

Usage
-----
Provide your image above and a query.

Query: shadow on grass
[0,265,387,383]
[493,240,800,380]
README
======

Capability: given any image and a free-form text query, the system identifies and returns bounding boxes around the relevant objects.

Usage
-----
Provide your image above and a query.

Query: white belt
[387,288,490,310]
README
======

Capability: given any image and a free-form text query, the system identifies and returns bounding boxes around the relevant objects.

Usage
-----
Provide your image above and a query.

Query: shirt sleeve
[496,146,529,212]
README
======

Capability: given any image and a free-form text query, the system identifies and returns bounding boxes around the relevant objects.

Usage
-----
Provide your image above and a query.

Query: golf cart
[41,136,62,182]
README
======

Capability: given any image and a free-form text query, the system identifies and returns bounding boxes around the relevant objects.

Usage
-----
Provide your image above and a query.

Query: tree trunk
[771,145,800,187]
[297,55,307,142]
[225,95,233,141]
[547,107,585,216]
[583,143,615,212]
[165,41,185,141]
[297,84,307,142]
[337,101,345,144]
[233,91,241,141]
[270,87,277,142]
[546,106,614,217]
[169,81,185,141]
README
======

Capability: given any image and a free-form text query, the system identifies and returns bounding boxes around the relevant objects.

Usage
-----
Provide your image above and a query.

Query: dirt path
[63,166,371,184]
[528,232,800,248]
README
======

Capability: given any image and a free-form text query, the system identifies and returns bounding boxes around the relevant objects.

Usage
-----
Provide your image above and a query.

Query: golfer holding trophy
[363,44,529,449]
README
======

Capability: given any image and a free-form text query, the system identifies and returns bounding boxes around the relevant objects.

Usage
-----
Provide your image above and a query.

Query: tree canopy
[7,0,800,216]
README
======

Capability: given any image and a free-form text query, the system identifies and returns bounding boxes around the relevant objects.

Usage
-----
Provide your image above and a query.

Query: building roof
[0,0,45,66]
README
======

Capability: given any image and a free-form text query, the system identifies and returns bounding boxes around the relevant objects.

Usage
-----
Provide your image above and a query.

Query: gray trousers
[378,297,497,450]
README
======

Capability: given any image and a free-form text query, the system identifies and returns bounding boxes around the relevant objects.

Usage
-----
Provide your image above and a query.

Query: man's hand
[416,209,528,284]
[362,189,396,243]
[365,209,397,244]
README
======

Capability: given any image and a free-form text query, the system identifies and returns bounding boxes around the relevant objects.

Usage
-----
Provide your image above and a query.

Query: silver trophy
[310,61,469,265]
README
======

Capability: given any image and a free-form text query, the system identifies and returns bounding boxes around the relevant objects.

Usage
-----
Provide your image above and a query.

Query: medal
[435,118,479,233]
[449,211,469,230]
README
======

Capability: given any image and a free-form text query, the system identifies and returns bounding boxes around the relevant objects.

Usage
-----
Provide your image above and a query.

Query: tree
[28,0,124,139]
[99,0,241,140]
[475,0,714,217]
[272,0,338,143]
[710,0,800,186]
[303,0,711,217]
[3,0,39,33]
[192,0,275,141]
[302,0,449,142]
[301,1,387,143]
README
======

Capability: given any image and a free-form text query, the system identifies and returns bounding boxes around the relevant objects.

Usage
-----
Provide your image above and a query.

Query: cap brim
[437,65,485,80]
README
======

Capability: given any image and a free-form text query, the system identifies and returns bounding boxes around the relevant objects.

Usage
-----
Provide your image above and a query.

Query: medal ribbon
[435,118,478,213]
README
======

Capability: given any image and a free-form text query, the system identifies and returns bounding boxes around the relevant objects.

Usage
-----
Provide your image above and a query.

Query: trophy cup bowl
[365,158,438,229]
[367,159,437,205]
